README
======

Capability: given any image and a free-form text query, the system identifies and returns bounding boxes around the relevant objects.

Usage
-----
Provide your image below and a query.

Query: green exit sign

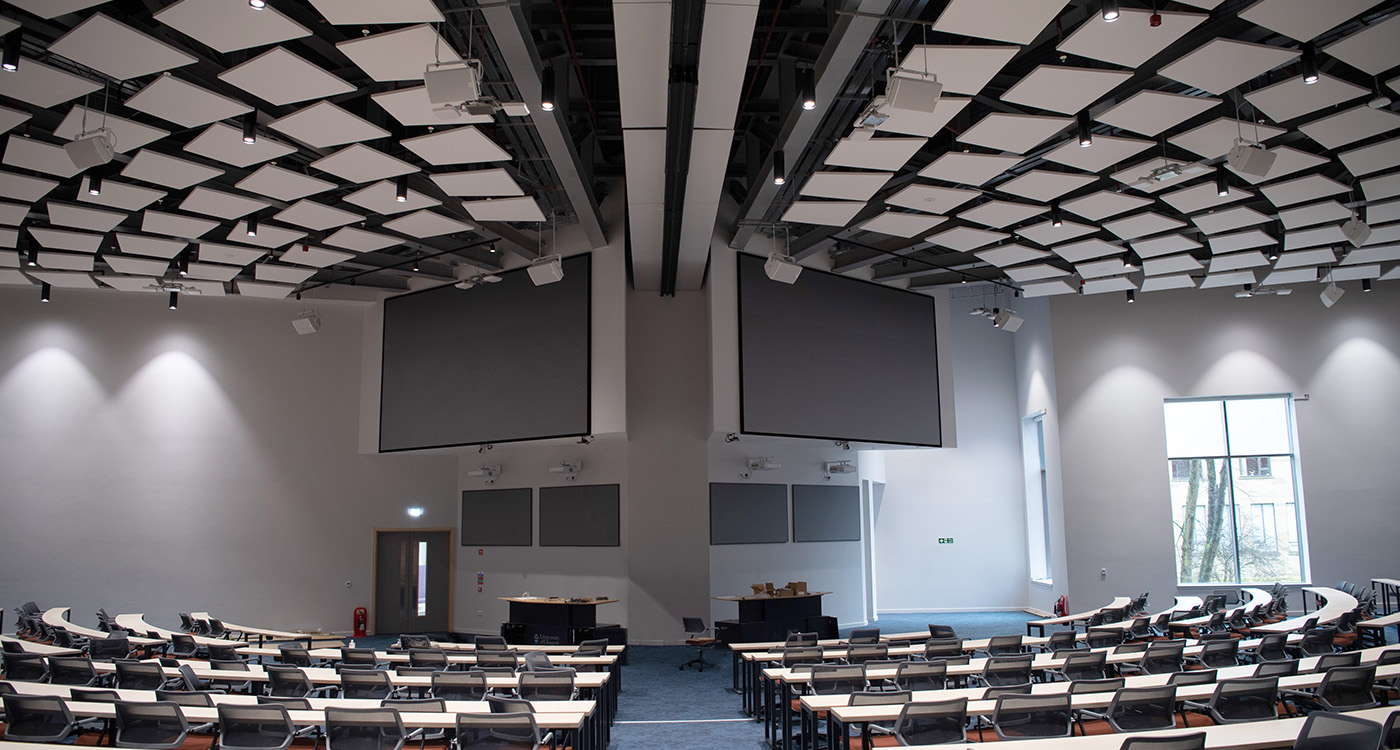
[938,537,954,544]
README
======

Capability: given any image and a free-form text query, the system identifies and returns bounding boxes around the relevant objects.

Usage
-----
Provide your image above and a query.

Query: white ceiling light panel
[154,0,311,53]
[225,222,308,249]
[179,186,272,219]
[219,48,357,107]
[1361,172,1400,201]
[277,245,354,268]
[1297,106,1400,150]
[1191,206,1273,234]
[886,184,981,215]
[1263,267,1323,285]
[1324,264,1381,282]
[956,200,1047,229]
[46,203,127,233]
[116,233,190,259]
[370,86,494,128]
[926,226,1009,252]
[54,106,169,154]
[1157,39,1299,96]
[1278,201,1353,230]
[1095,91,1221,137]
[1003,263,1069,283]
[1341,243,1400,265]
[1141,274,1200,293]
[932,0,1071,45]
[1077,258,1132,279]
[235,164,337,202]
[122,149,225,190]
[1322,15,1400,76]
[48,14,197,81]
[234,281,293,299]
[1160,182,1253,215]
[1057,9,1207,68]
[858,211,948,238]
[2,136,79,178]
[957,113,1071,154]
[311,144,417,183]
[0,57,101,109]
[382,210,475,239]
[897,45,1020,96]
[5,0,108,19]
[1243,74,1369,123]
[77,177,166,212]
[336,24,460,83]
[269,101,391,149]
[0,201,28,226]
[918,153,1022,186]
[308,0,445,24]
[0,105,30,136]
[0,171,59,202]
[1103,212,1186,241]
[429,169,526,198]
[141,211,220,240]
[197,243,264,266]
[1170,117,1286,160]
[1225,146,1329,185]
[799,172,892,201]
[1016,219,1098,246]
[1339,139,1400,178]
[183,122,297,168]
[97,276,163,293]
[1199,270,1259,289]
[273,200,365,231]
[342,181,441,215]
[1208,251,1271,273]
[997,170,1099,202]
[826,136,927,171]
[1132,234,1202,259]
[1001,66,1132,115]
[1367,199,1400,225]
[1042,134,1155,173]
[323,227,401,253]
[780,201,865,227]
[1050,238,1121,263]
[1258,174,1350,207]
[185,262,242,282]
[400,126,512,166]
[975,243,1049,267]
[1239,0,1382,42]
[1061,191,1154,222]
[126,75,252,129]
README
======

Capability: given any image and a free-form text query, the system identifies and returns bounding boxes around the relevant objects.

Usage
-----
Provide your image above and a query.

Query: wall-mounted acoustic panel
[710,483,788,545]
[460,488,532,547]
[539,484,620,547]
[792,484,861,543]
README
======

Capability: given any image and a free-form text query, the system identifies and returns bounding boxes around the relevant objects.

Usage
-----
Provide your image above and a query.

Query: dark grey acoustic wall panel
[380,255,591,452]
[539,484,620,547]
[737,252,942,446]
[792,484,861,542]
[710,482,789,545]
[460,488,533,546]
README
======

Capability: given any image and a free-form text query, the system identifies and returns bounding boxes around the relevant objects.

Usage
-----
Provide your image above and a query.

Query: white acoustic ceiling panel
[26,271,99,288]
[1170,117,1286,160]
[1263,267,1322,285]
[918,153,1022,186]
[116,233,190,259]
[77,177,165,212]
[308,0,444,24]
[0,201,28,226]
[197,243,264,266]
[0,104,30,136]
[932,0,1071,44]
[780,201,865,227]
[1095,91,1221,137]
[976,243,1049,267]
[185,262,243,282]
[122,149,225,190]
[0,171,59,202]
[254,264,317,285]
[382,210,475,239]
[1239,0,1381,42]
[336,24,459,83]
[1278,201,1353,230]
[54,106,169,154]
[96,276,160,293]
[236,281,295,299]
[6,0,108,18]
[1191,206,1272,234]
[154,0,311,53]
[278,245,353,268]
[104,255,172,276]
[1341,243,1400,265]
[1368,199,1400,225]
[429,169,526,198]
[1103,212,1186,241]
[886,185,981,215]
[1050,238,1121,263]
[28,227,104,253]
[872,96,970,138]
[1160,182,1253,215]
[897,45,1020,96]
[311,144,417,183]
[799,172,892,201]
[1209,251,1271,273]
[342,181,440,215]
[1004,264,1070,283]
[141,211,220,240]
[1323,15,1400,76]
[1141,274,1200,292]
[858,211,947,238]
[219,48,357,107]
[401,126,512,166]
[1244,74,1369,123]
[0,58,101,109]
[1298,106,1400,150]
[226,222,308,249]
[271,101,391,149]
[1258,174,1349,207]
[235,165,336,202]
[957,113,1071,154]
[1143,253,1203,275]
[179,186,271,220]
[126,75,253,129]
[323,227,400,252]
[2,136,79,178]
[1324,264,1381,282]
[1110,159,1212,194]
[1020,278,1078,297]
[1340,139,1400,178]
[1001,66,1132,115]
[957,200,1047,229]
[460,197,548,223]
[1043,135,1155,173]
[1361,172,1400,201]
[370,86,493,128]
[1199,270,1259,289]
[0,228,15,248]
[274,200,365,232]
[1207,229,1276,254]
[1274,246,1337,269]
[1158,39,1299,96]
[1224,146,1329,185]
[1132,234,1202,259]
[1081,276,1138,294]
[826,137,927,171]
[1283,225,1347,251]
[926,226,1009,252]
[48,14,197,81]
[614,0,671,129]
[1077,258,1133,279]
[47,204,127,233]
[1057,9,1207,68]
[1016,220,1097,246]
[184,122,298,168]
[1061,191,1153,222]
[997,170,1098,202]
[1361,224,1400,246]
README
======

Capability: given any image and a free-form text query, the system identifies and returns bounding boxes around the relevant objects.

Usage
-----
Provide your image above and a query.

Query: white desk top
[1252,587,1358,634]
[114,613,237,648]
[0,635,81,656]
[233,645,617,667]
[1027,597,1133,627]
[41,607,163,647]
[190,611,309,640]
[1093,596,1203,631]
[85,659,612,691]
[1173,588,1272,627]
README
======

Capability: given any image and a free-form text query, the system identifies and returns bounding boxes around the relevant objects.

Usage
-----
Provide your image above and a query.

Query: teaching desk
[499,596,619,646]
[1251,587,1358,634]
[1026,597,1134,637]
[190,611,317,646]
[41,608,165,651]
[714,592,833,645]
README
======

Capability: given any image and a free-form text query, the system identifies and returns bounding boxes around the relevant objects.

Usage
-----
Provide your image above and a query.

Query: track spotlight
[1301,43,1319,85]
[88,171,103,196]
[2,30,20,73]
[242,111,257,144]
[41,282,51,302]
[1077,110,1092,147]
[26,246,36,266]
[798,69,816,111]
[1050,202,1063,227]
[489,242,497,253]
[1268,248,1280,261]
[1216,173,1229,197]
[1126,289,1136,303]
[1122,252,1138,270]
[1101,0,1120,22]
[178,253,189,276]
[246,213,258,237]
[540,67,555,112]
[772,150,786,186]
[395,174,409,202]
[249,0,266,7]
[1363,278,1373,293]
[412,254,420,272]
[168,291,178,310]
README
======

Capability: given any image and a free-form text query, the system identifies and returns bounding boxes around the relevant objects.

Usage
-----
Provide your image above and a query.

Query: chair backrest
[212,659,252,672]
[1382,709,1400,750]
[1104,685,1177,733]
[809,664,866,695]
[257,696,311,710]
[991,693,1072,740]
[982,654,1034,687]
[681,618,706,634]
[1119,733,1207,750]
[845,643,888,665]
[1059,649,1107,681]
[472,635,507,651]
[1198,638,1240,667]
[1314,651,1362,673]
[340,669,394,700]
[432,670,489,701]
[114,700,190,749]
[3,652,49,682]
[981,683,1033,700]
[266,665,313,698]
[1255,633,1289,661]
[325,707,406,750]
[217,704,295,750]
[785,632,818,647]
[277,645,313,667]
[170,634,198,654]
[115,660,167,690]
[522,651,553,671]
[780,646,823,668]
[90,637,131,661]
[2,694,75,742]
[894,698,967,745]
[927,624,957,639]
[1067,677,1125,694]
[1293,711,1384,750]
[894,660,946,691]
[1138,640,1186,674]
[71,687,120,702]
[1315,665,1378,711]
[47,656,97,685]
[155,690,215,708]
[575,638,610,656]
[848,689,911,706]
[473,651,519,669]
[208,620,230,638]
[408,649,448,668]
[455,712,541,750]
[922,637,964,659]
[486,695,534,714]
[1046,630,1079,652]
[986,634,1023,655]
[848,628,880,644]
[1167,669,1217,686]
[342,648,380,665]
[179,664,214,692]
[1209,676,1279,723]
[398,635,432,650]
[517,669,577,701]
[1254,660,1300,678]
[1298,627,1337,655]
[380,699,444,712]
[1086,627,1123,649]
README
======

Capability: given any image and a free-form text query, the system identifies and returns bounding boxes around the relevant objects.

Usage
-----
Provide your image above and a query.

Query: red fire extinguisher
[1054,595,1067,617]
[353,607,367,638]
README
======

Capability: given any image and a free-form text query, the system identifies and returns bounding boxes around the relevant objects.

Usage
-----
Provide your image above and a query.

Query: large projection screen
[380,256,590,451]
[737,253,942,446]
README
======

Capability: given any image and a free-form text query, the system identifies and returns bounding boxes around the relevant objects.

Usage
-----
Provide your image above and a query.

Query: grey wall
[1051,285,1400,611]
[1012,296,1068,615]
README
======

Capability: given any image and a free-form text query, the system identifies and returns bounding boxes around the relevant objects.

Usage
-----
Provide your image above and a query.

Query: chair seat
[685,637,716,646]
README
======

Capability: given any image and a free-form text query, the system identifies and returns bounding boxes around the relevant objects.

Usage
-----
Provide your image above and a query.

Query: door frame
[370,527,456,635]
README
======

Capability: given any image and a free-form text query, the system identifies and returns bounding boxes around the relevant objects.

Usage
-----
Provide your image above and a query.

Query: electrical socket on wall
[345,581,352,588]
[1100,568,1107,580]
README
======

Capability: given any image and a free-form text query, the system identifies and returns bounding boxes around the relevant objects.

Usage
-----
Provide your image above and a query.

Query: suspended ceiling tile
[1157,39,1299,96]
[1002,66,1133,116]
[1159,182,1253,215]
[277,245,354,268]
[1191,206,1273,234]
[1274,246,1337,268]
[0,19,14,36]
[997,170,1098,202]
[77,177,165,212]
[225,222,308,249]
[1095,91,1221,138]
[336,24,459,83]
[48,13,197,81]
[235,164,337,202]
[1323,15,1400,75]
[1298,106,1400,150]
[857,211,947,238]
[323,226,401,252]
[1003,263,1069,282]
[1020,278,1078,297]
[976,243,1049,267]
[1376,266,1400,281]
[54,106,169,154]
[273,200,365,231]
[1042,134,1155,173]
[1244,74,1370,123]
[28,227,104,253]
[1324,264,1381,281]
[197,243,264,266]
[1051,237,1121,263]
[1143,253,1203,275]
[1258,174,1349,207]
[1361,172,1400,201]
[1017,220,1098,247]
[307,0,444,24]
[95,275,161,293]
[1208,229,1276,254]
[219,48,356,107]
[185,261,243,282]
[0,201,28,226]
[183,122,297,169]
[1224,146,1329,185]
[370,86,495,128]
[1340,139,1400,178]
[1361,224,1400,246]
[122,149,225,190]
[0,57,101,109]
[1077,257,1132,279]
[1239,0,1382,42]
[116,233,190,259]
[5,0,108,18]
[1057,8,1207,68]
[826,136,927,171]
[1263,266,1322,285]
[925,226,1009,252]
[1284,225,1347,251]
[1209,251,1271,273]
[957,113,1071,154]
[1141,274,1200,292]
[897,45,1020,96]
[141,211,220,240]
[126,74,253,129]
[236,280,295,299]
[1278,201,1353,230]
[872,96,970,138]
[104,254,172,276]
[1170,117,1286,160]
[1342,243,1400,265]
[0,171,59,202]
[886,184,981,215]
[401,126,512,166]
[1199,270,1259,289]
[37,253,95,272]
[0,104,30,136]
[2,136,79,178]
[0,228,16,249]
[154,0,311,53]
[1368,199,1400,225]
[799,171,893,201]
[46,203,127,233]
[180,279,226,296]
[381,210,475,239]
[1103,212,1186,241]
[1110,159,1212,194]
[932,0,1070,44]
[1081,275,1137,294]
[1132,234,1203,259]
[254,263,316,285]
[918,153,1021,186]
[957,200,1047,229]
[179,186,271,220]
[341,181,441,215]
[1061,190,1153,222]
[310,144,417,183]
[779,201,865,227]
[26,271,99,288]
[429,169,526,198]
[269,101,390,149]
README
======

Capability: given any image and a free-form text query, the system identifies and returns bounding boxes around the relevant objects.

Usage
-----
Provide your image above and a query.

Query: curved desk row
[114,613,244,648]
[190,611,316,646]
[41,608,163,648]
[1025,597,1134,636]
[1169,587,1272,628]
[1252,586,1359,634]
[1091,596,1203,631]
[0,634,81,656]
[235,645,617,669]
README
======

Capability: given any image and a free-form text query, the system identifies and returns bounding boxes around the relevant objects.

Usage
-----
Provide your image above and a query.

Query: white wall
[1051,285,1400,612]
[1012,296,1068,616]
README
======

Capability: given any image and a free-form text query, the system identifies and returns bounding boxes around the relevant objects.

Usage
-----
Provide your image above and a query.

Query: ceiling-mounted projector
[64,128,116,170]
[426,58,531,120]
[824,460,856,475]
[1226,139,1276,178]
[746,457,780,471]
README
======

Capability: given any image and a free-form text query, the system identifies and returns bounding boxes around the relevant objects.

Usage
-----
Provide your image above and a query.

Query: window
[1163,396,1305,585]
[1023,412,1052,583]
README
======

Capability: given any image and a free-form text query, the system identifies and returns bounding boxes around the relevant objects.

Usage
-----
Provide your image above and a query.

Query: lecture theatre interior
[2,0,1399,748]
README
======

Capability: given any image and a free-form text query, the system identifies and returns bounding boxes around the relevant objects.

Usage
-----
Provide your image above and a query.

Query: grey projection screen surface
[710,483,789,544]
[539,484,620,546]
[737,252,942,446]
[380,255,590,451]
[460,488,532,546]
[792,484,861,542]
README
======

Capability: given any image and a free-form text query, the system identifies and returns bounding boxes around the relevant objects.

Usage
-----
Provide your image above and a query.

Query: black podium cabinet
[713,592,831,643]
[499,597,619,646]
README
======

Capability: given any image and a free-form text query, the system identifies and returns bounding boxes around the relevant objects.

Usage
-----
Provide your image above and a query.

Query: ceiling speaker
[64,130,115,171]
[292,311,321,335]
[1226,141,1276,179]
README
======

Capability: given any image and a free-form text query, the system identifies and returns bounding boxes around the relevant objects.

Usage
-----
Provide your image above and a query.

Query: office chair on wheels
[679,618,717,672]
